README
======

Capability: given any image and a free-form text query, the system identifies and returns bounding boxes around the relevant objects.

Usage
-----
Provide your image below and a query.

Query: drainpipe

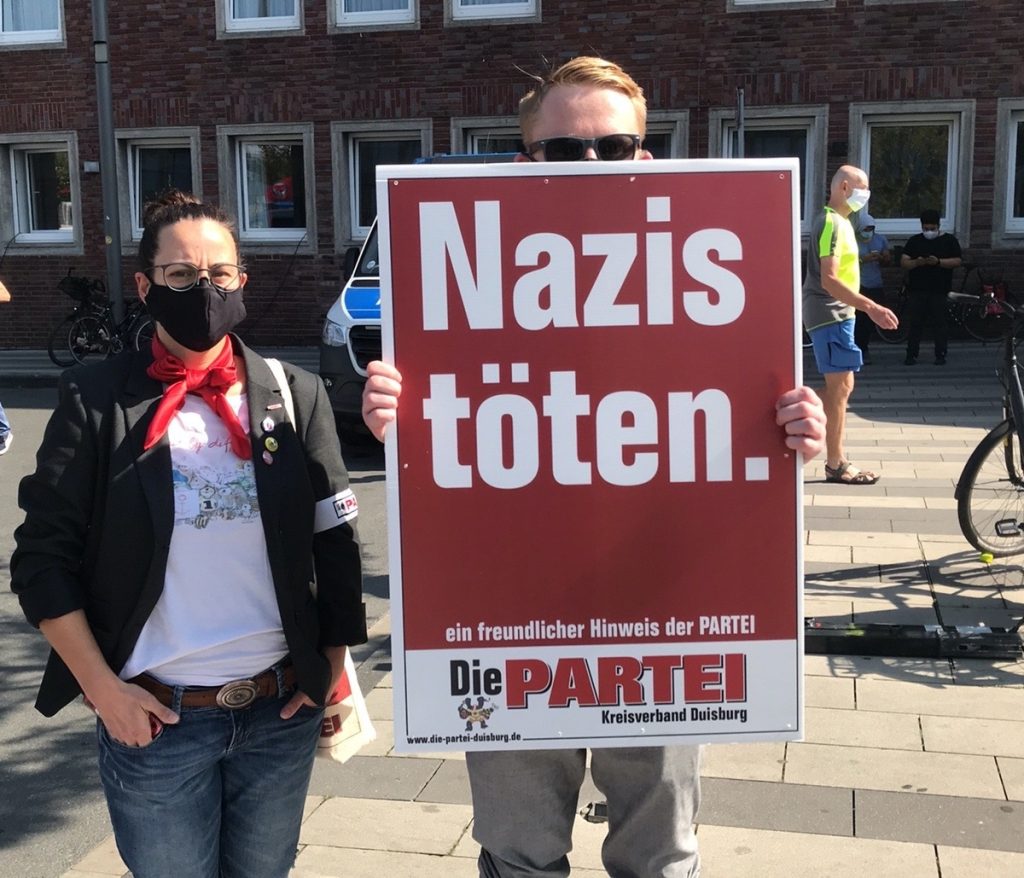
[92,0,123,323]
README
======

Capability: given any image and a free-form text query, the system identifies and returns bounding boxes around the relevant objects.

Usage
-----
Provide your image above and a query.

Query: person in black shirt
[901,208,962,365]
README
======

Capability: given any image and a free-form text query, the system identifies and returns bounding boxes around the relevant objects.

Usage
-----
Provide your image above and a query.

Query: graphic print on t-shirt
[172,460,260,529]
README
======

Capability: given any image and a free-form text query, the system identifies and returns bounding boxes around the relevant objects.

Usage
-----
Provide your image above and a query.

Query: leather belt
[130,662,296,710]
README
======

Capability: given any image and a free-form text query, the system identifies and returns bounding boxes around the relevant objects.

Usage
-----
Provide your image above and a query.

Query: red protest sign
[378,160,803,751]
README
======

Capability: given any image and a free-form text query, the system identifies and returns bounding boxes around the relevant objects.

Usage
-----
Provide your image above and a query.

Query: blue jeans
[0,400,9,436]
[97,682,323,878]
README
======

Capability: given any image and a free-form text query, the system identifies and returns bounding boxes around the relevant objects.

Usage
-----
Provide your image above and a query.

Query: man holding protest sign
[803,166,898,486]
[363,56,825,878]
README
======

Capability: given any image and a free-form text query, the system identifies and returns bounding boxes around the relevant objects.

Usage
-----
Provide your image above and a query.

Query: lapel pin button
[262,450,274,465]
[261,416,275,432]
[265,437,279,453]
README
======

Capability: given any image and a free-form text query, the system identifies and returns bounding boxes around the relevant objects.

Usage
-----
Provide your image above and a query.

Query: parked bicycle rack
[804,617,1023,660]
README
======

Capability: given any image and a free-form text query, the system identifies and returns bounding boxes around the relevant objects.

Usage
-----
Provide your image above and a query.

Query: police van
[319,152,517,440]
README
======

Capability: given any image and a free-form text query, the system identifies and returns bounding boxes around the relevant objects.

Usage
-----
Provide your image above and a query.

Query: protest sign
[377,159,803,752]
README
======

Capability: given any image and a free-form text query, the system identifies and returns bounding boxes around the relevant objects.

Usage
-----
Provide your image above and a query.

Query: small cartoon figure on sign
[458,696,497,732]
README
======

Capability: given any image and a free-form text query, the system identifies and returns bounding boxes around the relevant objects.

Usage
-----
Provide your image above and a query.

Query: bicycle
[47,269,154,367]
[873,264,1010,346]
[955,291,1024,555]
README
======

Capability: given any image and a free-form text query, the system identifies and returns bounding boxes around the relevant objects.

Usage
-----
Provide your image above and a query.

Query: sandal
[824,462,880,485]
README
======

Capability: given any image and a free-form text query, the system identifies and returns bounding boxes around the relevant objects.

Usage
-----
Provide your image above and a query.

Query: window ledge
[727,0,835,11]
[219,26,304,39]
[0,36,65,51]
[7,242,83,257]
[330,20,420,32]
[238,238,317,255]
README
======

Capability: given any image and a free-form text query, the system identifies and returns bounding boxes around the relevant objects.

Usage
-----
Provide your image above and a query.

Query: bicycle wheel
[874,289,909,344]
[68,315,113,364]
[131,314,155,351]
[961,300,1012,342]
[956,419,1024,556]
[46,315,79,367]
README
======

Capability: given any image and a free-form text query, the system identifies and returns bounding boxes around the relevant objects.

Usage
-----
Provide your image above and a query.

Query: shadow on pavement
[0,593,106,857]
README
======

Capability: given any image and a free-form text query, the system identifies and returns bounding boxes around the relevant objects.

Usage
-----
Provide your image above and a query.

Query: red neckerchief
[143,337,252,459]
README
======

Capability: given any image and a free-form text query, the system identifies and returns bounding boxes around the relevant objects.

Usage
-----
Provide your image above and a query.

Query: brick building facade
[1,0,1021,348]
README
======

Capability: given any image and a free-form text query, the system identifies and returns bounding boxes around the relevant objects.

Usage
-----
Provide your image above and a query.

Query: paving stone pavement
[61,341,1024,877]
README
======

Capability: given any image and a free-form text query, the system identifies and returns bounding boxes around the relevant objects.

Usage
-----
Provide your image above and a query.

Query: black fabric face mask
[144,280,247,352]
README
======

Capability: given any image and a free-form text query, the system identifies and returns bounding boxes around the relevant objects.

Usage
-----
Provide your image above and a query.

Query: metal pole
[736,88,745,159]
[92,0,123,323]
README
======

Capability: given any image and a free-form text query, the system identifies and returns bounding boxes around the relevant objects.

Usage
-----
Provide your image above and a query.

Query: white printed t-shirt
[120,393,289,686]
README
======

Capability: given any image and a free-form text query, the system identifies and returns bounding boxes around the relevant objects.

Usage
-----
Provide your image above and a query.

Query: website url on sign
[406,732,523,746]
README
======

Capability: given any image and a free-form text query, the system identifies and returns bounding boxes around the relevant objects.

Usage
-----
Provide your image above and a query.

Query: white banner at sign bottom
[394,640,801,753]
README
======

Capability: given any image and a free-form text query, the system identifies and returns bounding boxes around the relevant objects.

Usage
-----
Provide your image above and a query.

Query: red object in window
[267,177,293,203]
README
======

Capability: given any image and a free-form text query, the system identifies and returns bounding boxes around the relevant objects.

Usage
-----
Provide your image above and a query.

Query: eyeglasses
[523,134,642,163]
[147,262,244,292]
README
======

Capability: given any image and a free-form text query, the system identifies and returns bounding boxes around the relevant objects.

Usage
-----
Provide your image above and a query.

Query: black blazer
[11,338,366,717]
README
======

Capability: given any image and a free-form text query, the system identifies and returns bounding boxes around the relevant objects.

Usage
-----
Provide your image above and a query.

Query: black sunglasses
[523,134,642,162]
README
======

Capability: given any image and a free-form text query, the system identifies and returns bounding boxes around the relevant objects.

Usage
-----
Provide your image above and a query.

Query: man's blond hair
[518,56,647,141]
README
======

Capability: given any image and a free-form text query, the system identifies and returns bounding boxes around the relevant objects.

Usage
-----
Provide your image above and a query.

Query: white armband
[314,488,359,533]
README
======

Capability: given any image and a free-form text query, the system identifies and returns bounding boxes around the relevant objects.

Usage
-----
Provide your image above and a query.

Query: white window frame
[216,0,302,38]
[708,105,826,236]
[849,100,975,243]
[450,116,521,155]
[445,0,539,25]
[217,123,316,250]
[116,128,202,246]
[331,120,431,247]
[0,0,64,49]
[645,111,690,159]
[993,98,1024,248]
[331,0,418,30]
[0,133,80,252]
[728,0,834,11]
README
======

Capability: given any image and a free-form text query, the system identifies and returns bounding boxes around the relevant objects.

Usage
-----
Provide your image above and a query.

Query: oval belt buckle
[216,679,259,710]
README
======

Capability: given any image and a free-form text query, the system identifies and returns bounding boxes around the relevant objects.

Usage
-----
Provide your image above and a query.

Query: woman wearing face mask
[11,191,366,878]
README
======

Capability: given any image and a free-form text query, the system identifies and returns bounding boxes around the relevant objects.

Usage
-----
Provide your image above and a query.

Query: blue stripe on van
[343,287,381,320]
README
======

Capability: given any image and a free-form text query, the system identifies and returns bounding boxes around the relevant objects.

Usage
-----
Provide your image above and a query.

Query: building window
[351,138,421,233]
[219,0,300,36]
[117,129,200,243]
[849,101,975,240]
[334,0,416,27]
[465,127,523,155]
[644,112,689,159]
[450,117,521,155]
[709,106,826,234]
[446,0,539,24]
[452,111,687,160]
[0,0,62,47]
[0,134,80,250]
[239,140,306,239]
[11,145,73,242]
[331,121,430,244]
[218,125,315,247]
[993,99,1024,247]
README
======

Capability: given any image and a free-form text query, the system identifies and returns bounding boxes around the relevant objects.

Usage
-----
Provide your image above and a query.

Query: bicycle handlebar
[948,290,1022,317]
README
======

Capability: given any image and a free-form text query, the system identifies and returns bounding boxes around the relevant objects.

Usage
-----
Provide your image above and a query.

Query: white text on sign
[423,365,771,489]
[419,198,745,331]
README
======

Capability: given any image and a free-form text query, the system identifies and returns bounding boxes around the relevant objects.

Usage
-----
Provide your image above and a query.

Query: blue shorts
[809,319,862,374]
